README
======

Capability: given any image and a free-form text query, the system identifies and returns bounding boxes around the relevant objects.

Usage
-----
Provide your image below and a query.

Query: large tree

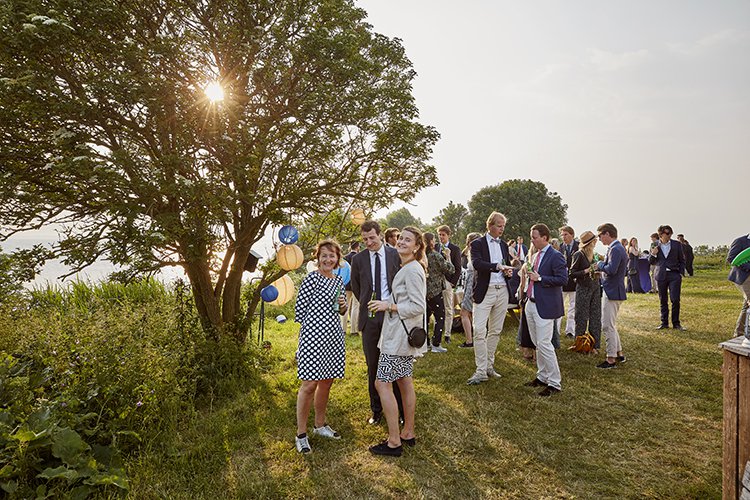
[431,200,468,246]
[464,180,567,240]
[381,207,422,231]
[0,0,438,339]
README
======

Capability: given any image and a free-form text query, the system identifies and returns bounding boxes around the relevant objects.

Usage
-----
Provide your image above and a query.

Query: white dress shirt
[369,245,391,300]
[486,233,505,285]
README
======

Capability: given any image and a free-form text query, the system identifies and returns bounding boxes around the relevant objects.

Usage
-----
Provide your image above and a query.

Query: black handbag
[400,318,427,348]
[393,296,427,348]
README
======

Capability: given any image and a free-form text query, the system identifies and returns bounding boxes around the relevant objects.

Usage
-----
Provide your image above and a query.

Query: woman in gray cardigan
[366,226,427,457]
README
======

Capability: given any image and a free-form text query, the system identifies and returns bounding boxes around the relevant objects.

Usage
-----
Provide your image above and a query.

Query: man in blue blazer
[467,211,514,385]
[596,223,628,369]
[523,224,568,396]
[648,225,686,331]
[727,233,750,339]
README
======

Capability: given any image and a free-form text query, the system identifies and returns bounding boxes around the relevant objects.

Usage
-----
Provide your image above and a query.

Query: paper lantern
[306,260,318,273]
[278,225,299,244]
[269,274,294,306]
[260,285,279,302]
[334,259,351,286]
[276,244,303,271]
[350,208,366,226]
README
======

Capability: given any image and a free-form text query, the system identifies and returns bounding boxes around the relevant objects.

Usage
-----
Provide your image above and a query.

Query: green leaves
[51,427,89,465]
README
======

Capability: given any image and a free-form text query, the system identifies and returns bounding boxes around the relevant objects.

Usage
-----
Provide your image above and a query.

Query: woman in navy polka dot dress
[293,239,347,454]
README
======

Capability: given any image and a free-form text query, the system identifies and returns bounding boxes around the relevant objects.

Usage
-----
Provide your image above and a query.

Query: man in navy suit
[350,220,402,424]
[727,233,750,339]
[649,225,686,331]
[596,223,628,369]
[467,212,514,385]
[559,225,579,338]
[523,224,568,396]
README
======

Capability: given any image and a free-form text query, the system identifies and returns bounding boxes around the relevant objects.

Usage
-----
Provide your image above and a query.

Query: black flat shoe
[369,441,403,457]
[400,437,416,446]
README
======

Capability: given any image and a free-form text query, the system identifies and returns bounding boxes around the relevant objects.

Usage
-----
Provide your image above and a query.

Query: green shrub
[0,278,263,497]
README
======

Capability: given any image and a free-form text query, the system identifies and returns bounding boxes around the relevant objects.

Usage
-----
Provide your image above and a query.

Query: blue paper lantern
[260,285,279,302]
[334,259,351,286]
[278,225,299,244]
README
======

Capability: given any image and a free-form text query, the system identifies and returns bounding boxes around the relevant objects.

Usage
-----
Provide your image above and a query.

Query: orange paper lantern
[276,244,303,271]
[350,208,366,226]
[269,274,295,306]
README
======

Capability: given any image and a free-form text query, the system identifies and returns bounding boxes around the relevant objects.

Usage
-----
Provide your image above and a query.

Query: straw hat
[578,231,597,249]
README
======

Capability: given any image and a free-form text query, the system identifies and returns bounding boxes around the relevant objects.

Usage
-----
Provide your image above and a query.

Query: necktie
[528,250,542,299]
[374,252,382,300]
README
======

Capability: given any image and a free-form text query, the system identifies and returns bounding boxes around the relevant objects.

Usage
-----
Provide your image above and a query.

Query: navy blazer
[470,235,511,304]
[446,242,462,286]
[350,245,400,332]
[728,234,750,286]
[529,246,568,319]
[561,240,579,292]
[648,240,685,281]
[597,240,628,301]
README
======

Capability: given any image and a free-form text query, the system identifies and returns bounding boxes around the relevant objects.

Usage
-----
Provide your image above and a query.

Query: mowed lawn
[130,269,739,499]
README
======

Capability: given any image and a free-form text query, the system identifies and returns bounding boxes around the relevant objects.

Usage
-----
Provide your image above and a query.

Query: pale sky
[359,0,749,247]
[6,0,748,283]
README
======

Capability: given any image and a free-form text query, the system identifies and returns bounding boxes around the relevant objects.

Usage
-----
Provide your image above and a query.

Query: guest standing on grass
[423,232,454,353]
[467,212,514,385]
[649,225,686,331]
[626,237,645,294]
[569,231,602,354]
[559,225,578,338]
[350,221,403,425]
[595,223,628,369]
[459,232,482,348]
[293,240,348,454]
[727,233,750,339]
[342,241,361,335]
[367,226,427,457]
[437,225,463,345]
[522,224,568,396]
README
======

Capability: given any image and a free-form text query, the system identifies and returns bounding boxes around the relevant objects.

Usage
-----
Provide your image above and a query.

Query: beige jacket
[378,260,428,357]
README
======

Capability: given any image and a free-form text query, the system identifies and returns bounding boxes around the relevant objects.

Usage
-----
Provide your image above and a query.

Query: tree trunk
[183,258,222,339]
[222,242,251,342]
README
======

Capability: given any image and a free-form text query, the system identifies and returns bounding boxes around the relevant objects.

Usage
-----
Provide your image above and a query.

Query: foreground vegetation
[1,263,737,498]
[130,269,733,499]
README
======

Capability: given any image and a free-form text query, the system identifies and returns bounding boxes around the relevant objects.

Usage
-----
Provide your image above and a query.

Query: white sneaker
[431,345,448,353]
[295,435,312,453]
[486,369,502,379]
[313,424,341,440]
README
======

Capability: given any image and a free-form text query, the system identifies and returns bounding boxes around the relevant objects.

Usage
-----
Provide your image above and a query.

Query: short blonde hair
[486,211,506,229]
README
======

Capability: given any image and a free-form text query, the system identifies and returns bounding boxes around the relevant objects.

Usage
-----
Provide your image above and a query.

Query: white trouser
[526,301,562,390]
[563,291,576,335]
[341,291,360,333]
[601,295,623,358]
[442,280,454,337]
[472,285,509,376]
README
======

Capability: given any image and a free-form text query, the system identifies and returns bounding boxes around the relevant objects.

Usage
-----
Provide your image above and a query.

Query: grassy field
[129,269,739,499]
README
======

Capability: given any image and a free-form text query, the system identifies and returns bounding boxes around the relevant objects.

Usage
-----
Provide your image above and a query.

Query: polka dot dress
[294,271,346,381]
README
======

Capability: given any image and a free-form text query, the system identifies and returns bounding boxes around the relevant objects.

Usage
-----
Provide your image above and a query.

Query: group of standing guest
[290,213,716,456]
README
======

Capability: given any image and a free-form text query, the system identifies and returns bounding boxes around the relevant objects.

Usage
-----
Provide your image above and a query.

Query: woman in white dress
[366,226,427,457]
[293,240,347,454]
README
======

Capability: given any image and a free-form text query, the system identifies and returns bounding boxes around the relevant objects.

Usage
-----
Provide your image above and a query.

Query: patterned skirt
[376,353,414,383]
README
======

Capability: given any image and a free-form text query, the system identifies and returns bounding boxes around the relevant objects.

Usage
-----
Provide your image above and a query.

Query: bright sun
[204,81,224,103]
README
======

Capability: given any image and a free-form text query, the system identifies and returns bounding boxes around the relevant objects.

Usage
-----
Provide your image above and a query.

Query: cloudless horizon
[361,0,748,247]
